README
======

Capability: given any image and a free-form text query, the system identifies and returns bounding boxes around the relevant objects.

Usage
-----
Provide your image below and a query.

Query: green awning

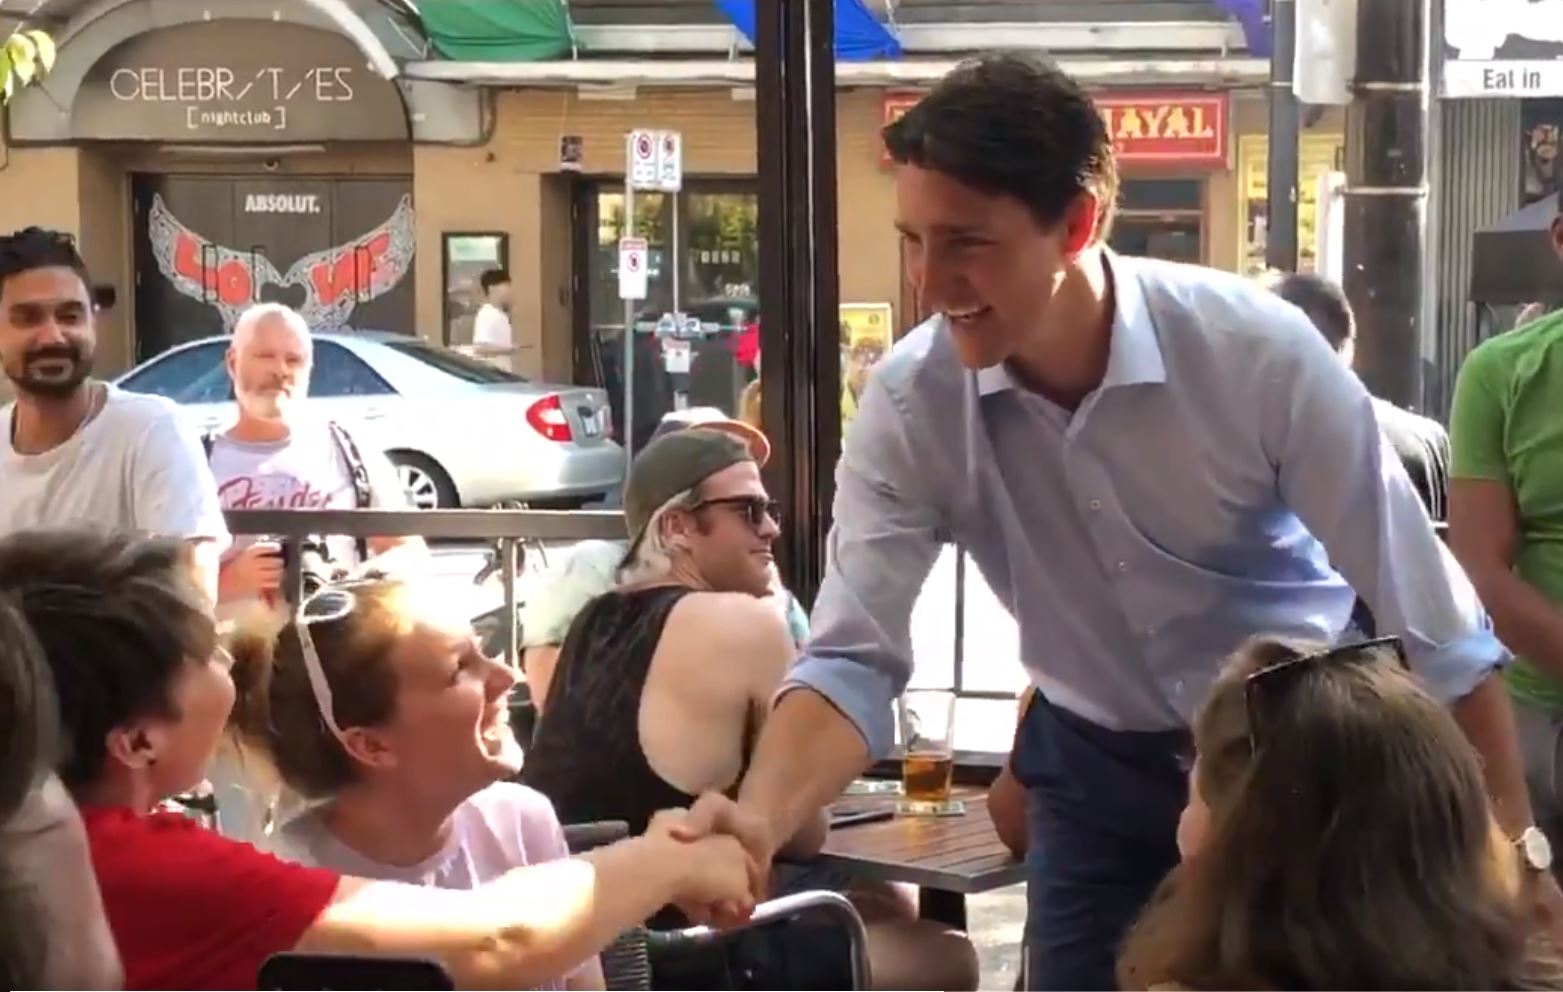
[421,0,574,62]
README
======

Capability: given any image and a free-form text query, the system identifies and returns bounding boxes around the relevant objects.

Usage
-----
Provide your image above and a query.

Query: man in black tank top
[520,431,980,991]
[521,429,795,838]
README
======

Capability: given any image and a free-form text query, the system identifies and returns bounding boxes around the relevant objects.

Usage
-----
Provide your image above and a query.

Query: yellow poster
[840,303,894,428]
[1237,134,1345,275]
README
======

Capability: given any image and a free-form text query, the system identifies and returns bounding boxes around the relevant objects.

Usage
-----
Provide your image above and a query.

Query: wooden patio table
[817,785,1025,929]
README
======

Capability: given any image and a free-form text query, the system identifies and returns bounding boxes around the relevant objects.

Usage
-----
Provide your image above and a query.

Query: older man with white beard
[208,303,425,609]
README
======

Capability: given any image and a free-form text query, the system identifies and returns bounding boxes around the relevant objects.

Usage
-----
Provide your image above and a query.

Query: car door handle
[361,410,386,421]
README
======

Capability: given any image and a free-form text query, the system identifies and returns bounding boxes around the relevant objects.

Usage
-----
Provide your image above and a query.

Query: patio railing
[225,508,625,668]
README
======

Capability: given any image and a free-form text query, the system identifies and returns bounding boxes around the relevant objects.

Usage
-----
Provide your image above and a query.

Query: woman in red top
[0,528,756,991]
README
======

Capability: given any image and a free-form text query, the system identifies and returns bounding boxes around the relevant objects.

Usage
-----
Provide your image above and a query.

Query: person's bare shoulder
[664,592,795,687]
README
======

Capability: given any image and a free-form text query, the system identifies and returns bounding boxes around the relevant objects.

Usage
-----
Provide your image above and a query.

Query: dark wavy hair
[1118,637,1560,991]
[0,227,89,301]
[883,52,1118,240]
[0,529,216,789]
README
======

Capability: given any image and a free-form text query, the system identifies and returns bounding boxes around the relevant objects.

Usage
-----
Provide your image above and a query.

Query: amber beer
[902,750,955,803]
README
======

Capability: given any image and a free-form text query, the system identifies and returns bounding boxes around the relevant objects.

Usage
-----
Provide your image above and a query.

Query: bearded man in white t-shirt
[210,304,425,607]
[0,227,228,600]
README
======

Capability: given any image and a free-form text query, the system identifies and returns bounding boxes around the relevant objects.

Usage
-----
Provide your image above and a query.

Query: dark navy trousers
[1012,694,1192,991]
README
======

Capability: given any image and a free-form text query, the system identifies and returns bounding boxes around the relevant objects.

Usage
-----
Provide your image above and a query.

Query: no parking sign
[618,237,648,301]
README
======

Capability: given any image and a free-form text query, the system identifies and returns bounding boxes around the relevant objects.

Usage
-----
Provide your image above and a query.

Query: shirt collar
[974,250,1166,396]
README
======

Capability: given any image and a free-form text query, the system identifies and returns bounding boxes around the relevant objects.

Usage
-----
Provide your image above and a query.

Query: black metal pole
[754,0,841,606]
[1266,0,1300,271]
[1342,0,1429,408]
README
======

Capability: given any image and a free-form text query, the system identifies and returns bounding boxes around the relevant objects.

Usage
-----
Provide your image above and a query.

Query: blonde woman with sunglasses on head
[0,529,754,992]
[1118,636,1563,991]
[228,579,607,986]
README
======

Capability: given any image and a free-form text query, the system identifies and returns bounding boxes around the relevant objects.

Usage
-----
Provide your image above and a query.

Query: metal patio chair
[563,820,872,990]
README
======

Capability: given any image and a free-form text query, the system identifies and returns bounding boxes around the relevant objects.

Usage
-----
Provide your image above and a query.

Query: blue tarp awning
[712,0,902,61]
[1210,0,1271,58]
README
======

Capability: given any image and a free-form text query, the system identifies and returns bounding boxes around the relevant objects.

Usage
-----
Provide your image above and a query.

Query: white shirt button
[1116,560,1129,573]
[1088,499,1103,511]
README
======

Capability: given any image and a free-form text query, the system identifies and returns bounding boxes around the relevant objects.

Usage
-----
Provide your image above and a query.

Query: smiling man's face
[0,265,96,399]
[895,163,1082,370]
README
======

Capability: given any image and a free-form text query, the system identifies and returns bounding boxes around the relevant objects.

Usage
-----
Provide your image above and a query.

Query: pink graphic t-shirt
[274,783,592,989]
[208,420,405,567]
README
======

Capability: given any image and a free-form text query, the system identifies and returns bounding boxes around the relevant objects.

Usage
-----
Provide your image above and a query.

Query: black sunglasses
[688,495,779,530]
[1243,636,1409,753]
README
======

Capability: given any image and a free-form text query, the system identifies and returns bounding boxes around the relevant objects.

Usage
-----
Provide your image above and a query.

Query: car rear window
[380,340,528,384]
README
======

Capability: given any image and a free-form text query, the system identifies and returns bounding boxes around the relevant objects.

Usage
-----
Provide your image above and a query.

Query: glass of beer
[898,690,956,803]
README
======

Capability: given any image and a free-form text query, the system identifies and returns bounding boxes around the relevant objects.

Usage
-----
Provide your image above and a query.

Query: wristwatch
[1517,825,1554,874]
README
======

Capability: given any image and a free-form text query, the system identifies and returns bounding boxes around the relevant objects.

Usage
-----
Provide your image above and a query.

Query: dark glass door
[131,174,416,360]
[574,180,759,452]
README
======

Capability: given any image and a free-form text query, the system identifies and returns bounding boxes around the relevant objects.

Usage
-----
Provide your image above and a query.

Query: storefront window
[683,190,761,417]
[1112,217,1203,262]
[578,183,758,452]
[442,233,508,346]
[1109,179,1205,264]
[1238,134,1346,276]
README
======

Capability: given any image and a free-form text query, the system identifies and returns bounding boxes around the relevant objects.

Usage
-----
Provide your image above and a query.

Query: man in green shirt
[1449,196,1563,869]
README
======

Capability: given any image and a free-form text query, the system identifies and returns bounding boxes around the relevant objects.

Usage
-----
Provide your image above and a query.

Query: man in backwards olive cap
[520,429,979,990]
[521,427,798,835]
[516,413,807,712]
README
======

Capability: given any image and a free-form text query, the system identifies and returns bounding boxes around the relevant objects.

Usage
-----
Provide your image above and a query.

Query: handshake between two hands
[647,792,779,929]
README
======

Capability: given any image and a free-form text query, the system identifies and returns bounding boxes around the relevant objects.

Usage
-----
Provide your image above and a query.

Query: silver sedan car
[116,331,624,509]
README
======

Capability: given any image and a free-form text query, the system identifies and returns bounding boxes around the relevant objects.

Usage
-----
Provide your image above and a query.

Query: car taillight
[525,394,573,442]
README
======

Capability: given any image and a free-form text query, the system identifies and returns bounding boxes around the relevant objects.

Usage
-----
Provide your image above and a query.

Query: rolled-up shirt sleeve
[1263,313,1506,702]
[783,371,945,759]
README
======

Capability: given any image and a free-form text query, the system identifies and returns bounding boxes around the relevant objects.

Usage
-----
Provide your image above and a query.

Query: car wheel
[388,452,458,509]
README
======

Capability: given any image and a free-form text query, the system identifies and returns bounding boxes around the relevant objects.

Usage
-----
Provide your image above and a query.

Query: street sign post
[623,128,686,451]
[658,131,685,326]
[617,237,648,301]
[622,130,657,460]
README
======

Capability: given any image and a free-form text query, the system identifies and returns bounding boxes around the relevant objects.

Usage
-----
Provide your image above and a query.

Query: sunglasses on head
[688,495,779,530]
[1243,636,1409,753]
[293,586,363,744]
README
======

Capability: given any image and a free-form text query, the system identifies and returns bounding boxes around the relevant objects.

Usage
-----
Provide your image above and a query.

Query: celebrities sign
[73,20,408,142]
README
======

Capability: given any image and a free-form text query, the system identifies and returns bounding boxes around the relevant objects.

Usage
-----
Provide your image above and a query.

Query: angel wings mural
[146,193,416,330]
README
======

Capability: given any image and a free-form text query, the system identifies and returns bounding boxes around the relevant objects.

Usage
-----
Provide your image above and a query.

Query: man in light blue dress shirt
[676,54,1549,989]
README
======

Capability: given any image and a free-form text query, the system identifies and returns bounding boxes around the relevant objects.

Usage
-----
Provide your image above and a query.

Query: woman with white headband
[228,577,758,989]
